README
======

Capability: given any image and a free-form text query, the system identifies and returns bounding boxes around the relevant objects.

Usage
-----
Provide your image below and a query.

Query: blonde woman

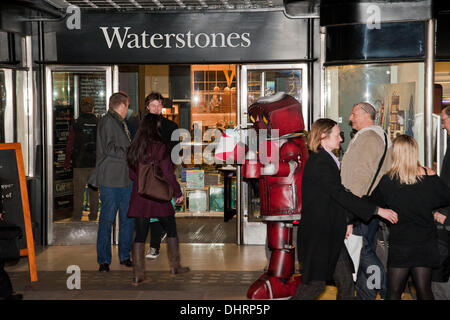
[292,118,398,300]
[370,134,450,300]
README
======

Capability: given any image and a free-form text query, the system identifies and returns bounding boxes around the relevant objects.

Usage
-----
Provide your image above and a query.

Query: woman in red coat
[127,113,188,286]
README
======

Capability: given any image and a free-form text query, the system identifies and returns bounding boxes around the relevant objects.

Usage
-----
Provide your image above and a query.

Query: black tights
[387,267,434,300]
[134,215,177,243]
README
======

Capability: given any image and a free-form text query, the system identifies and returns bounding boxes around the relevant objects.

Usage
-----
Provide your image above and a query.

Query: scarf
[108,108,131,142]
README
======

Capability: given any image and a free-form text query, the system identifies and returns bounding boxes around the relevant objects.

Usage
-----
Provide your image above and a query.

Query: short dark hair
[109,91,129,110]
[80,96,95,113]
[144,92,163,107]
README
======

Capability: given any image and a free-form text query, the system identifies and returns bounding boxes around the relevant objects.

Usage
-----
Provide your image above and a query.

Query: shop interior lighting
[152,0,165,9]
[105,0,121,9]
[220,0,234,10]
[174,0,187,8]
[197,0,208,8]
[129,0,143,8]
[83,0,98,8]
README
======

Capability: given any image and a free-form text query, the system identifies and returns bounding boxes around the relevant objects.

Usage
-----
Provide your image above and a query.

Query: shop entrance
[46,64,240,245]
[46,65,113,245]
[125,64,239,244]
[46,63,309,246]
[239,64,308,245]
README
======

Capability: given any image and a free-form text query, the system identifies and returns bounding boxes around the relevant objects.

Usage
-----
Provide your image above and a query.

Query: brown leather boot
[132,242,145,285]
[167,237,190,275]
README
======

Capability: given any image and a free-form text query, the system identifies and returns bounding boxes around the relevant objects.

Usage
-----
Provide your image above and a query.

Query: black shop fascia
[42,10,310,64]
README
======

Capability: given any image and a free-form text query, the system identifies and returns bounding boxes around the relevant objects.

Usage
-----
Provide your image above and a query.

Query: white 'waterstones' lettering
[127,33,141,48]
[99,27,252,49]
[100,26,130,48]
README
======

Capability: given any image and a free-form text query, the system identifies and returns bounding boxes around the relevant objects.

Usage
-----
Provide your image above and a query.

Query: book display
[186,170,204,189]
[0,71,5,143]
[186,189,208,212]
[52,73,74,215]
[208,186,224,212]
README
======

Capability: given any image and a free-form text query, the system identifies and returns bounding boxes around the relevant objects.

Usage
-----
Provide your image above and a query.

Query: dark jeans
[97,184,134,264]
[150,221,166,250]
[355,217,387,300]
[292,245,355,300]
[0,261,13,299]
[134,215,177,243]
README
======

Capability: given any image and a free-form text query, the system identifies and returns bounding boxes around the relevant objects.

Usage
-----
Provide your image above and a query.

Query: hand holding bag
[0,220,23,262]
[137,145,174,202]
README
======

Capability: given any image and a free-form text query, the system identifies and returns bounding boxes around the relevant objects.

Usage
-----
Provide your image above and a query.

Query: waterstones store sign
[48,11,308,63]
[100,27,252,49]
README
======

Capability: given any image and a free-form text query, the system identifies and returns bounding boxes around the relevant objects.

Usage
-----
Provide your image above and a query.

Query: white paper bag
[344,234,363,282]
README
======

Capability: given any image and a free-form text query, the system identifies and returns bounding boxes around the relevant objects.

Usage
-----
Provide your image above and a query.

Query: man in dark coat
[431,106,450,299]
[65,97,99,221]
[88,92,135,272]
[142,92,179,260]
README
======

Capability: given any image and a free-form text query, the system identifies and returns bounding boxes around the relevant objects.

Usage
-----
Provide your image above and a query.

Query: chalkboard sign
[0,143,37,282]
[1,149,25,246]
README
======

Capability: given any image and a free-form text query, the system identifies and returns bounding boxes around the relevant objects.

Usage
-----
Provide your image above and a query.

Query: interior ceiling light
[105,0,120,9]
[174,0,186,8]
[129,0,143,8]
[220,0,234,10]
[83,0,98,8]
[62,0,284,10]
[197,0,208,8]
[152,0,165,9]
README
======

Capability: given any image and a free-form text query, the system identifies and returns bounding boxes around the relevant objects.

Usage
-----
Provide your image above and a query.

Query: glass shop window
[325,63,426,162]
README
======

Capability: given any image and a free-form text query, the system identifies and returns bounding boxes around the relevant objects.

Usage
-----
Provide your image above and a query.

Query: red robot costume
[237,92,308,299]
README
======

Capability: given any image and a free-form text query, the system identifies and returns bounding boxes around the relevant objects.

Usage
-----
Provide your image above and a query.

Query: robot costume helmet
[248,92,305,137]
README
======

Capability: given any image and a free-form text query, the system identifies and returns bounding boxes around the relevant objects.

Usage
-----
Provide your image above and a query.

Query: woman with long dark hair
[369,134,450,299]
[127,113,188,286]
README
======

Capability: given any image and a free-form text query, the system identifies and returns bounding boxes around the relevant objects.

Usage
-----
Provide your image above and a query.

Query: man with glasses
[431,106,450,299]
[143,92,179,260]
[341,102,392,300]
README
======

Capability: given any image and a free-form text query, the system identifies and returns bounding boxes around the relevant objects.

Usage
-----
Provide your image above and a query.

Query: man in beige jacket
[341,102,392,300]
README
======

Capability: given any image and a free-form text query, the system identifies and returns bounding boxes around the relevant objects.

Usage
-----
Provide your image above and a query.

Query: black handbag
[0,220,23,262]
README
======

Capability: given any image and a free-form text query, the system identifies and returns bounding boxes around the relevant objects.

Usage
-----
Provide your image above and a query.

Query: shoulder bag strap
[366,132,388,196]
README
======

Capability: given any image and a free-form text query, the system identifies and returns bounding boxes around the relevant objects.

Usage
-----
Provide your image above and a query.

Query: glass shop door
[45,66,113,245]
[0,69,13,143]
[238,64,308,245]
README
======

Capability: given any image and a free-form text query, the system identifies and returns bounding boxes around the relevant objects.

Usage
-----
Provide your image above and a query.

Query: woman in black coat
[291,118,398,300]
[369,134,450,300]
